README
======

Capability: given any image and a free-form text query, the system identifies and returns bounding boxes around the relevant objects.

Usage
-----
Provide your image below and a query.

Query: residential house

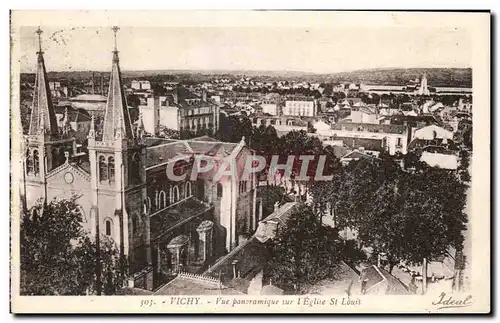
[360,265,413,295]
[139,88,220,135]
[315,122,410,155]
[282,96,316,117]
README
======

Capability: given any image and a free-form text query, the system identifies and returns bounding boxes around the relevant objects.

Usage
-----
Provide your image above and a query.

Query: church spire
[28,27,58,138]
[101,26,134,142]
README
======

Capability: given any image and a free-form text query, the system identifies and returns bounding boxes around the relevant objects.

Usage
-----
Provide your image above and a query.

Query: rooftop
[205,237,271,285]
[145,136,241,169]
[150,197,213,242]
[69,94,107,102]
[361,265,412,295]
[333,122,407,134]
[153,272,243,295]
[255,202,298,243]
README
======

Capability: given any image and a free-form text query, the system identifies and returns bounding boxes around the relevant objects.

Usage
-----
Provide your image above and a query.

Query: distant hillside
[325,68,472,88]
[20,67,472,88]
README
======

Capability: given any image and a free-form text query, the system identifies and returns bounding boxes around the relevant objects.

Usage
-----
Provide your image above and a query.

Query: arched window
[108,157,115,183]
[145,197,151,214]
[158,190,167,209]
[173,185,180,203]
[217,183,223,199]
[33,150,39,175]
[27,150,34,174]
[104,219,112,236]
[185,182,192,198]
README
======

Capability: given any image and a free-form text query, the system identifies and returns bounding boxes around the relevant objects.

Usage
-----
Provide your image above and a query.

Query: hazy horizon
[19,26,472,74]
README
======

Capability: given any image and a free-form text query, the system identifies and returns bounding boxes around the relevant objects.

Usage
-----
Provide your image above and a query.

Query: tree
[20,196,124,295]
[257,186,292,219]
[458,149,471,184]
[126,94,141,108]
[310,157,468,273]
[250,124,279,155]
[215,114,253,143]
[266,204,344,293]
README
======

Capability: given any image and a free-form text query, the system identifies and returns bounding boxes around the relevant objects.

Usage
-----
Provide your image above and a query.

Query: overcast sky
[19,26,471,74]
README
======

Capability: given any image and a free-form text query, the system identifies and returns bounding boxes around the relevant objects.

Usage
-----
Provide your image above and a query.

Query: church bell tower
[87,26,151,277]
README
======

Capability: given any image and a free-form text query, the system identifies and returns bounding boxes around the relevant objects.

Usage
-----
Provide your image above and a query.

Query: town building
[139,88,220,136]
[131,80,151,91]
[315,122,410,155]
[417,73,430,96]
[261,99,280,116]
[282,96,316,117]
[49,81,69,98]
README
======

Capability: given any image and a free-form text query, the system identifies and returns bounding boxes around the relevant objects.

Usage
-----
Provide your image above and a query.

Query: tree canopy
[20,196,124,295]
[310,156,468,272]
[266,204,345,293]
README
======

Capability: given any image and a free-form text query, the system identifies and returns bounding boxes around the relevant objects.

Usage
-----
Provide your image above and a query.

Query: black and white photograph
[9,10,490,314]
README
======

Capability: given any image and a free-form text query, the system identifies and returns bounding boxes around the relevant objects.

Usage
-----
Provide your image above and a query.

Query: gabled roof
[340,150,378,161]
[46,161,91,182]
[261,284,284,295]
[260,202,297,227]
[204,237,271,285]
[361,265,412,295]
[254,202,298,243]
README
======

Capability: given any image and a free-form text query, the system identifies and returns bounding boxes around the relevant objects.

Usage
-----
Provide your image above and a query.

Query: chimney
[147,96,155,108]
[232,260,240,278]
[172,89,178,105]
[274,201,280,212]
[202,90,207,102]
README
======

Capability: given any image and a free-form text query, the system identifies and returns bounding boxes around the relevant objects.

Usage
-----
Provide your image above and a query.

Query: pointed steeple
[28,27,58,138]
[101,26,134,142]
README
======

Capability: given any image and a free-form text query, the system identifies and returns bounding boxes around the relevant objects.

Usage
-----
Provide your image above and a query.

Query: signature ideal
[432,292,473,310]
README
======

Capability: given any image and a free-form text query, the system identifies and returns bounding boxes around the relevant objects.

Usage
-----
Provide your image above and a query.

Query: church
[19,27,260,292]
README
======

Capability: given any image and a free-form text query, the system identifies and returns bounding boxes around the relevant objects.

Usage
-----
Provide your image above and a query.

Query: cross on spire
[35,27,43,54]
[112,26,120,52]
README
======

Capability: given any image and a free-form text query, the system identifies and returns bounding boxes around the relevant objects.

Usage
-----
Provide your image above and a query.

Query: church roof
[145,141,193,168]
[145,137,242,169]
[28,31,59,138]
[101,45,134,142]
[149,197,213,242]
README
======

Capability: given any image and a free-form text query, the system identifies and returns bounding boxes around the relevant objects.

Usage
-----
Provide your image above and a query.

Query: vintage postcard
[10,10,490,313]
